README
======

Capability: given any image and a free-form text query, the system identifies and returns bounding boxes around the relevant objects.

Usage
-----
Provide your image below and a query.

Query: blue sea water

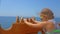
[0,16,60,34]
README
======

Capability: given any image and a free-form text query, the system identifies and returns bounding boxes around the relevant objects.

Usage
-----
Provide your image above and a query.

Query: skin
[22,14,55,33]
[0,13,54,34]
[0,15,54,34]
[1,17,44,34]
[29,17,46,34]
[20,17,46,34]
[40,14,55,32]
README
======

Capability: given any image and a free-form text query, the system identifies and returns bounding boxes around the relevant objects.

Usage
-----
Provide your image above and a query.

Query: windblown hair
[41,8,54,19]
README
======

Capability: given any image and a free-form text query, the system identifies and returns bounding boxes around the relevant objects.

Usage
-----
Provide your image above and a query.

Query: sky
[0,0,60,17]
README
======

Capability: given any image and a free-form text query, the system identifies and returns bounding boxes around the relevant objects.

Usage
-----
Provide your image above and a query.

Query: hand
[25,17,35,23]
[23,19,28,23]
[26,18,30,22]
[26,16,36,23]
[30,17,39,24]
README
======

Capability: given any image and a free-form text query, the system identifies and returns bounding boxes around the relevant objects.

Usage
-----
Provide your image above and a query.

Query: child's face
[40,14,48,21]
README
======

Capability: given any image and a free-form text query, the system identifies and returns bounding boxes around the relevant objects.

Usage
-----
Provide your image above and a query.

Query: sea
[0,16,60,34]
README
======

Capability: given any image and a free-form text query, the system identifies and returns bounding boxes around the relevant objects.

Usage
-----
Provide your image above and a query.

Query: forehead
[40,12,48,15]
[40,11,50,15]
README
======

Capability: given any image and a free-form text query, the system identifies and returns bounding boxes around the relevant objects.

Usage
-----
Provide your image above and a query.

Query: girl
[22,8,55,34]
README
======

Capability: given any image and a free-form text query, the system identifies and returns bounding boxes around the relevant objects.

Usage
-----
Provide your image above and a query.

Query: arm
[33,20,41,24]
[25,22,41,28]
[24,19,46,28]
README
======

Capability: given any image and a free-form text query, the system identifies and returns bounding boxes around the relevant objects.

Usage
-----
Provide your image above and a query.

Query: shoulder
[46,21,55,28]
[48,19,56,24]
[46,21,54,26]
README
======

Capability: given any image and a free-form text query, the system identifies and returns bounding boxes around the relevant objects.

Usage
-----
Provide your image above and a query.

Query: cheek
[43,16,48,18]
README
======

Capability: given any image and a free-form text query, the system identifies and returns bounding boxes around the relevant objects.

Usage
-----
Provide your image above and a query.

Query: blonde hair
[41,8,54,19]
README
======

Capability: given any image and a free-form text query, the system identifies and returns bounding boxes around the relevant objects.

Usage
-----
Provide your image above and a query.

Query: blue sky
[0,0,60,17]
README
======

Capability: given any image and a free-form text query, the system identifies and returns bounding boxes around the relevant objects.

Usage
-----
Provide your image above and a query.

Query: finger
[16,16,19,23]
[20,16,23,20]
[26,18,30,22]
[30,17,35,22]
[31,16,36,21]
[20,17,24,23]
[30,17,38,24]
[23,19,28,23]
